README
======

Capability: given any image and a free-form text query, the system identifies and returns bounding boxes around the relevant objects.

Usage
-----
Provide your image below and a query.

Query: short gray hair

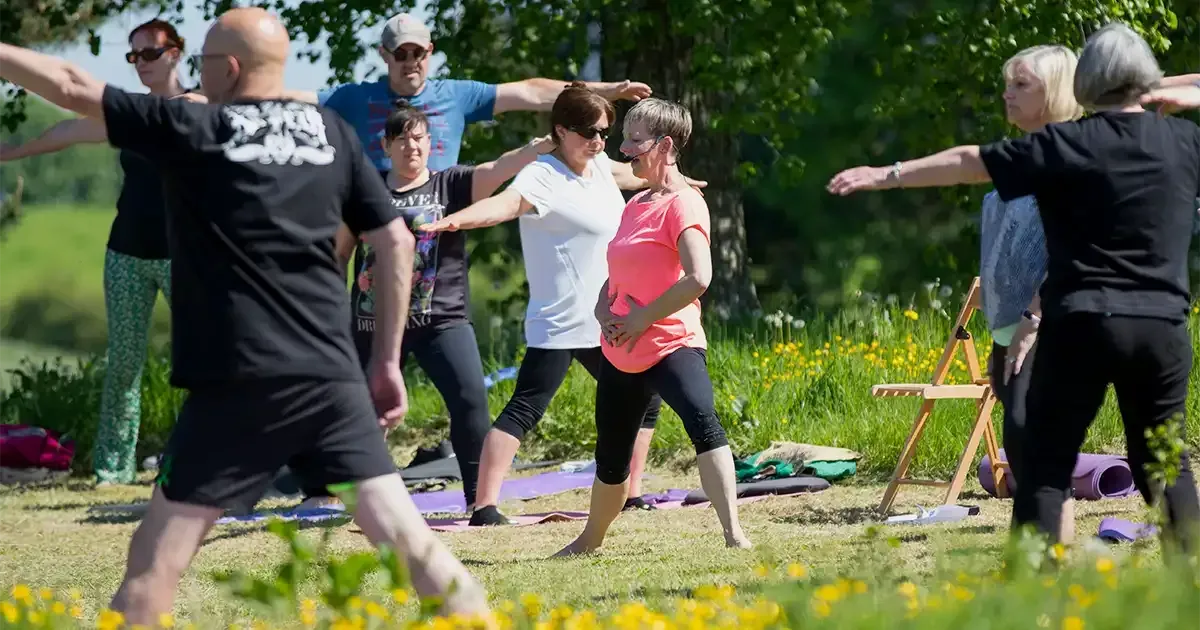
[623,98,692,157]
[1074,22,1163,109]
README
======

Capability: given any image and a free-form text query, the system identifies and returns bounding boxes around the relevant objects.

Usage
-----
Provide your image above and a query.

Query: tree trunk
[599,4,760,320]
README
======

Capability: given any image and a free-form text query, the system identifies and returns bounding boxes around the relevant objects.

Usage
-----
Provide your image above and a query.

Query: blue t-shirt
[319,77,497,173]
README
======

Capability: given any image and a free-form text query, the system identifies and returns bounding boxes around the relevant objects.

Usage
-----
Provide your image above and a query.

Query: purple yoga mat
[410,470,595,514]
[1098,518,1158,543]
[978,449,1136,500]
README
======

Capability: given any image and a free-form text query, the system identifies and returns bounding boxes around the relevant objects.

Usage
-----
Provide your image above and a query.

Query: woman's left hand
[826,165,893,196]
[606,295,653,352]
[1003,317,1038,384]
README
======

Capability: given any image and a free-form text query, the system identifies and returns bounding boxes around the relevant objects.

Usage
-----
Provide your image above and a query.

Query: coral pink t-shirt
[602,187,710,373]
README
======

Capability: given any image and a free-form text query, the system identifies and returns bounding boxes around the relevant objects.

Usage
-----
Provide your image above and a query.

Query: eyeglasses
[126,47,173,64]
[391,47,429,62]
[568,125,610,141]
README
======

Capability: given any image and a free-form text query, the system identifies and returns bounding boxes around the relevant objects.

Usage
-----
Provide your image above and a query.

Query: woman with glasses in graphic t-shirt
[0,18,203,486]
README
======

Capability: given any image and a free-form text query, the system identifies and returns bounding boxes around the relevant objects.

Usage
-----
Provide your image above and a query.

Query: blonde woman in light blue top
[978,44,1083,542]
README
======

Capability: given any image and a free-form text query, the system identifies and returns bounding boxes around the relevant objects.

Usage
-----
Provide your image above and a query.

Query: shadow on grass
[771,505,883,527]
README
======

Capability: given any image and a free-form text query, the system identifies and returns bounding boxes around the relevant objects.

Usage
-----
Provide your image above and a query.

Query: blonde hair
[1002,44,1084,123]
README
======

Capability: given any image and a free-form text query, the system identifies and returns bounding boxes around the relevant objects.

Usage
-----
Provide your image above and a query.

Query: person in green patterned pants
[0,18,197,483]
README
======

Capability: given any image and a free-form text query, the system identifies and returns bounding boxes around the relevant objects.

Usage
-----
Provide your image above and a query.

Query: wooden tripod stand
[873,277,1008,513]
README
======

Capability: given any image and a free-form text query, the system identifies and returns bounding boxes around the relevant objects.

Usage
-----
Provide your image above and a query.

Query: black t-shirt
[349,167,474,353]
[979,111,1200,322]
[109,149,170,259]
[100,85,400,389]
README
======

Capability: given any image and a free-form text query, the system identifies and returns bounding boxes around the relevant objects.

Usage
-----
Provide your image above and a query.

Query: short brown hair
[129,18,186,50]
[550,81,615,143]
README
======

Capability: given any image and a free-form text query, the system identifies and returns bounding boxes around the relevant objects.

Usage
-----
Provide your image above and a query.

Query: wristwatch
[889,161,903,182]
[1022,310,1041,325]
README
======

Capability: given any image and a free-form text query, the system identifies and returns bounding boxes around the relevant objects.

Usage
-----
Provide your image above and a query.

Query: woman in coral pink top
[554,98,751,556]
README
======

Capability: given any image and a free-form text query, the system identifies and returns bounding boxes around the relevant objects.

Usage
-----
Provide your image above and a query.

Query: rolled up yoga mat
[978,449,1137,500]
[682,475,830,505]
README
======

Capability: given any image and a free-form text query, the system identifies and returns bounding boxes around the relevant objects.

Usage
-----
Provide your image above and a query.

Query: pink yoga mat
[425,511,589,532]
[978,450,1137,500]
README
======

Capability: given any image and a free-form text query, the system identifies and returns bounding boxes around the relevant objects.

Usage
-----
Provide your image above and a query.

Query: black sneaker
[623,496,657,511]
[408,440,455,468]
[469,505,512,526]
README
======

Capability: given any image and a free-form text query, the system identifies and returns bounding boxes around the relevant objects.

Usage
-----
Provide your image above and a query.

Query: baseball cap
[381,13,431,51]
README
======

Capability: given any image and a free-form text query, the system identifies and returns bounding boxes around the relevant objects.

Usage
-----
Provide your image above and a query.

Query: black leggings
[493,346,660,441]
[300,320,491,503]
[1013,313,1200,552]
[989,340,1036,485]
[594,347,728,485]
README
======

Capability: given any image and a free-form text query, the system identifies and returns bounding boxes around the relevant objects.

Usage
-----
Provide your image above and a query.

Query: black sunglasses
[391,47,429,62]
[126,47,173,64]
[568,125,610,141]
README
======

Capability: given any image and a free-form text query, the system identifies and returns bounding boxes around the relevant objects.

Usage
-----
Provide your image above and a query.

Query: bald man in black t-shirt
[0,7,493,627]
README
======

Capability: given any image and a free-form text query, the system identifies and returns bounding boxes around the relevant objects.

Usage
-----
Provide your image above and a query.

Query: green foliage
[0,348,185,473]
[0,99,121,207]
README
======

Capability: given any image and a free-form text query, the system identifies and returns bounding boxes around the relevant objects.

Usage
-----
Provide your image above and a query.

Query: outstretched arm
[826,145,991,196]
[470,136,555,201]
[1140,82,1200,114]
[0,117,106,162]
[420,187,533,234]
[494,79,652,114]
[0,43,106,120]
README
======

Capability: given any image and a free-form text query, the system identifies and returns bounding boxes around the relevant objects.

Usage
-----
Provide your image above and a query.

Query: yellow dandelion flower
[1095,557,1114,573]
[70,606,83,619]
[347,596,363,611]
[1062,616,1085,630]
[852,580,868,594]
[51,601,67,616]
[1050,543,1066,561]
[10,584,32,605]
[897,582,918,598]
[814,584,843,602]
[903,310,919,320]
[1,601,19,624]
[786,563,808,579]
[753,564,770,577]
[39,587,54,601]
[364,601,388,619]
[159,613,176,628]
[69,589,83,601]
[27,611,45,626]
[97,609,125,630]
[391,589,409,605]
[810,599,832,618]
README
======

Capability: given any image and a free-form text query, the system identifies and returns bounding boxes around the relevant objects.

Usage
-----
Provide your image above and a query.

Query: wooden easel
[873,277,1007,513]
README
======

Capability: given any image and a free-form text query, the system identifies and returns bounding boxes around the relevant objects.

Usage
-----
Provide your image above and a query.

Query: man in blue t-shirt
[290,12,653,173]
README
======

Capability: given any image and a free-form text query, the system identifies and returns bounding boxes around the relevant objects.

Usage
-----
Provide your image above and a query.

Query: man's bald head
[199,7,289,101]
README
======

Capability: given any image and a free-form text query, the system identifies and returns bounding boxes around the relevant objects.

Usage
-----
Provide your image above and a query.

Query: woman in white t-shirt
[421,82,705,526]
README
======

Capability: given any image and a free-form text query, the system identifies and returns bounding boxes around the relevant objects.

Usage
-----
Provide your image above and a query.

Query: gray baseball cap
[381,13,431,51]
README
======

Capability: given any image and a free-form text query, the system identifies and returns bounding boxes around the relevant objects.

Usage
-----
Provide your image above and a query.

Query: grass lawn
[0,464,1189,628]
[0,338,85,390]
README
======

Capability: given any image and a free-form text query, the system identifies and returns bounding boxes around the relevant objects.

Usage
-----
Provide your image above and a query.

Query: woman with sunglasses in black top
[0,18,202,486]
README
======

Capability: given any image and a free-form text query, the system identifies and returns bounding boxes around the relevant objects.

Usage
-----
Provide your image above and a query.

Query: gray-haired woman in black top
[828,23,1200,555]
[0,18,203,486]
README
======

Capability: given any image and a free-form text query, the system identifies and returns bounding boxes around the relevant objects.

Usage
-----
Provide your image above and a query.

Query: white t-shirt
[510,151,625,349]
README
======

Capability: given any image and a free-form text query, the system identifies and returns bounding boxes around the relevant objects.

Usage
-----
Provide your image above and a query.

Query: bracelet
[1022,309,1041,325]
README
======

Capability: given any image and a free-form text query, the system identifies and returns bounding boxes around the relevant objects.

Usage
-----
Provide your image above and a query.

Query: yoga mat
[424,511,589,533]
[682,476,830,505]
[978,450,1137,500]
[411,470,595,514]
[1098,518,1158,543]
[214,505,350,525]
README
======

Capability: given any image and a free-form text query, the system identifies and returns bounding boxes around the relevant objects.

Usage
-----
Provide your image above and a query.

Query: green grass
[0,204,171,354]
[0,471,1196,629]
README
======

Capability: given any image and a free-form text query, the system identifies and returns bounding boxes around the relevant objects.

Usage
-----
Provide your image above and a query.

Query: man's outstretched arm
[494,78,652,114]
[0,43,107,120]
